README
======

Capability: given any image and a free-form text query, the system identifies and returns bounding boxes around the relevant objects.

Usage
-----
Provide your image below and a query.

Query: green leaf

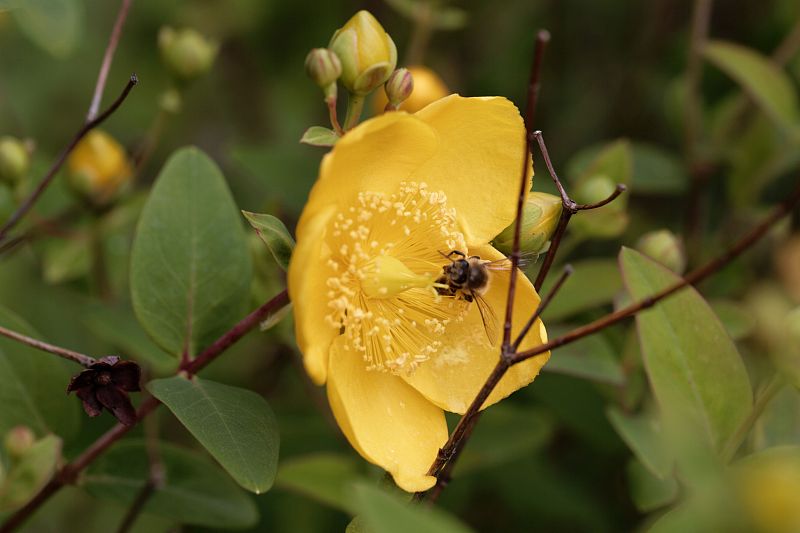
[41,234,89,284]
[619,247,752,457]
[572,139,633,190]
[82,304,177,375]
[542,258,622,321]
[752,385,800,450]
[11,0,82,57]
[242,211,295,271]
[626,458,678,513]
[607,406,672,477]
[147,376,279,494]
[84,440,258,529]
[709,299,756,341]
[0,435,61,512]
[0,306,79,440]
[704,40,800,132]
[544,330,625,385]
[131,147,252,359]
[275,453,364,513]
[352,483,474,533]
[300,126,339,147]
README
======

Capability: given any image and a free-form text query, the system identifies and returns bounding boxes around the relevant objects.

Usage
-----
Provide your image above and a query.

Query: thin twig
[514,178,800,365]
[87,0,134,121]
[0,325,96,367]
[532,130,626,291]
[0,207,82,257]
[0,75,138,243]
[0,290,290,532]
[501,30,551,356]
[512,265,573,351]
[420,263,574,503]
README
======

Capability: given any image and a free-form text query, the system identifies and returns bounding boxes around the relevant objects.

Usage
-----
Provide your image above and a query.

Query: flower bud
[66,130,133,206]
[0,136,30,185]
[329,11,397,95]
[4,426,35,459]
[636,229,686,274]
[373,65,449,114]
[158,26,219,82]
[493,192,562,254]
[384,68,414,108]
[305,48,342,99]
[571,175,628,238]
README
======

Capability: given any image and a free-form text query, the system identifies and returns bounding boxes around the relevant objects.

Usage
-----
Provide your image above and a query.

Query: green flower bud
[4,426,35,459]
[305,48,342,99]
[0,136,30,185]
[494,192,562,254]
[636,229,686,274]
[158,26,219,82]
[384,68,414,109]
[329,11,397,95]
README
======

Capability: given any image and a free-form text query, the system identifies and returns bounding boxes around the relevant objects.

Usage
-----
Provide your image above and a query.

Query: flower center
[324,182,468,373]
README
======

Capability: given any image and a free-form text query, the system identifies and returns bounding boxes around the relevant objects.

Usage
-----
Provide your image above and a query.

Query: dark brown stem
[514,179,800,365]
[87,0,134,121]
[420,263,573,503]
[183,289,289,375]
[0,325,96,367]
[500,30,550,355]
[532,131,626,291]
[683,0,714,264]
[0,290,290,532]
[0,75,138,243]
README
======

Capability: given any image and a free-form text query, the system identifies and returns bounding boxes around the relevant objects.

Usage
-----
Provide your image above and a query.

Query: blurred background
[1,0,800,531]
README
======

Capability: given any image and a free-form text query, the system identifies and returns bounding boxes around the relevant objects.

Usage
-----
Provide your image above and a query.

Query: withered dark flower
[67,356,141,426]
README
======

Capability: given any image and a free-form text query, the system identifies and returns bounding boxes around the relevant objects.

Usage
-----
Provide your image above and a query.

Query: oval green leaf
[300,126,339,147]
[542,258,622,321]
[242,211,295,271]
[275,453,364,513]
[147,376,279,494]
[131,147,252,359]
[619,247,752,457]
[83,440,258,529]
[0,306,79,440]
[704,40,800,132]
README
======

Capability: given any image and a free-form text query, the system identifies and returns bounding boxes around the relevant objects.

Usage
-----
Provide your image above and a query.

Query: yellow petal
[412,95,532,246]
[287,205,339,385]
[326,337,447,492]
[401,244,549,414]
[301,111,438,222]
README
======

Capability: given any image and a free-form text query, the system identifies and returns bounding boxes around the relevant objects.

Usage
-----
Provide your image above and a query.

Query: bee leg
[447,250,466,259]
[463,293,474,303]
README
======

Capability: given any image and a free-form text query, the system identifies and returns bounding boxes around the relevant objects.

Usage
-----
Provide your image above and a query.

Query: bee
[435,250,531,345]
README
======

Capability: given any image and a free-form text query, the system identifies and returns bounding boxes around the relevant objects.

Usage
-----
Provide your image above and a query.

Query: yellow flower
[288,95,550,492]
[373,65,450,114]
[66,130,132,205]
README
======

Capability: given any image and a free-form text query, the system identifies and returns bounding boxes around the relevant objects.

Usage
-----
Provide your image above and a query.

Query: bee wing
[471,290,499,346]
[482,251,541,271]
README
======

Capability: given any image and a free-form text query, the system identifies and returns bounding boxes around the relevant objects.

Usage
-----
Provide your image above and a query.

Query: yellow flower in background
[288,95,550,491]
[373,65,450,114]
[66,130,133,206]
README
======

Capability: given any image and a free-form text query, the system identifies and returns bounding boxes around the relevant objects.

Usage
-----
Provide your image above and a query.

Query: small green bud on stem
[384,68,414,111]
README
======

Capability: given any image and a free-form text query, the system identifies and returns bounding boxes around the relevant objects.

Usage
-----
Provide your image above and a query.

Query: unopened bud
[329,11,397,95]
[373,65,449,114]
[4,426,35,459]
[384,68,414,108]
[571,175,628,238]
[0,136,30,185]
[494,192,562,254]
[158,26,219,82]
[636,230,686,274]
[66,130,133,206]
[305,48,342,99]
